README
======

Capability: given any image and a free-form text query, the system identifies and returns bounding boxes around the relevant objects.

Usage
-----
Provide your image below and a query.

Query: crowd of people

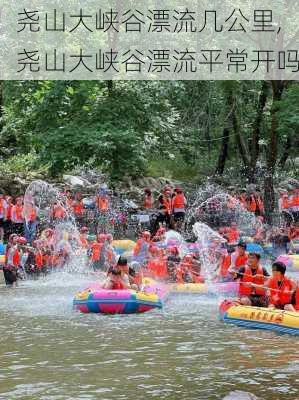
[0,182,298,314]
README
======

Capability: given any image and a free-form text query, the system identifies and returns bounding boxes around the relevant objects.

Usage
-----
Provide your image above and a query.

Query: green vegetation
[0,80,298,219]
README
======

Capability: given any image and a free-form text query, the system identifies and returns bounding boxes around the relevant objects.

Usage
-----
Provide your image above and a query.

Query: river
[0,273,298,400]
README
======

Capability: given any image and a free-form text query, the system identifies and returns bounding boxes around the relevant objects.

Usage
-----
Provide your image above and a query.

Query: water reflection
[0,274,298,400]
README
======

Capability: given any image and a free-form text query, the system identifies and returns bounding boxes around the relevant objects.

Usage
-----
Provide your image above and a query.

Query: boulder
[63,175,90,187]
[222,391,259,400]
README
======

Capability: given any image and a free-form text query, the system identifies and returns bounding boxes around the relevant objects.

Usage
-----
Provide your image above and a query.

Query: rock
[63,175,90,187]
[222,391,260,400]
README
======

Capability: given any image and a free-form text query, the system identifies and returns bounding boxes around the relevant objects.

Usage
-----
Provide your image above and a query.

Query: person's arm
[102,278,113,289]
[233,266,245,280]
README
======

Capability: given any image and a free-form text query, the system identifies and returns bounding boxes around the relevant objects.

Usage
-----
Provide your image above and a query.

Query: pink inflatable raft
[73,282,166,314]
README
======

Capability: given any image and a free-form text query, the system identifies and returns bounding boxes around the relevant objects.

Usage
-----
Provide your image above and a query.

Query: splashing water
[24,180,88,274]
[193,222,226,282]
[186,184,257,237]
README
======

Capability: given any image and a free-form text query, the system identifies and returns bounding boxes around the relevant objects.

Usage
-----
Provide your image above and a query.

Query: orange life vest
[226,228,240,244]
[255,196,264,213]
[26,205,37,222]
[230,252,248,271]
[90,242,104,262]
[172,193,186,210]
[147,257,168,279]
[291,195,299,207]
[280,196,289,210]
[97,196,109,211]
[239,265,266,296]
[267,277,293,306]
[72,201,83,216]
[248,195,257,212]
[219,254,231,278]
[162,196,172,214]
[13,204,24,222]
[5,204,12,220]
[53,205,66,219]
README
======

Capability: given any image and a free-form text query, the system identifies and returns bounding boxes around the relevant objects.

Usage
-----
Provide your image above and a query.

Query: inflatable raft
[219,300,299,336]
[112,240,136,256]
[276,254,299,271]
[170,281,238,296]
[73,283,162,314]
[0,255,5,266]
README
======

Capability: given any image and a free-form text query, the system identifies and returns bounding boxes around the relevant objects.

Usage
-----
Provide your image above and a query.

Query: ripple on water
[0,274,299,399]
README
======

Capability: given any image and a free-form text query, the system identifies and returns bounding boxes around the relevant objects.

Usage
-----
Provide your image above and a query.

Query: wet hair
[129,267,136,277]
[110,269,121,276]
[117,256,128,266]
[237,241,247,249]
[248,252,261,260]
[272,262,286,275]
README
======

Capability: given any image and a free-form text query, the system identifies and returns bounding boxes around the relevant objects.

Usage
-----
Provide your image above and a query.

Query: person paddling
[233,252,269,307]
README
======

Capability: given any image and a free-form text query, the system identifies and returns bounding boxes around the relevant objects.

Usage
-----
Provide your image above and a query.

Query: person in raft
[233,252,269,307]
[103,269,125,290]
[267,262,296,310]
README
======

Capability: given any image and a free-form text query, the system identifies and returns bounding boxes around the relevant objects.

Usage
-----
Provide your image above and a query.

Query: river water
[0,273,298,400]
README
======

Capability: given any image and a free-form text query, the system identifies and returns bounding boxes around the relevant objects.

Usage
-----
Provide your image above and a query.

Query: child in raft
[267,262,297,310]
[103,269,125,290]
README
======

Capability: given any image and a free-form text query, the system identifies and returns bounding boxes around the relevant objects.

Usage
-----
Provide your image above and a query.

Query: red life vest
[12,248,21,267]
[147,257,167,279]
[267,277,293,307]
[172,193,186,210]
[111,281,125,290]
[26,205,37,222]
[35,251,44,269]
[294,289,299,311]
[239,265,266,296]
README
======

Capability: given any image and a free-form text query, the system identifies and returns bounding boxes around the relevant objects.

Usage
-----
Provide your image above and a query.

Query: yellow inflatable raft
[220,300,299,336]
[112,240,136,256]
